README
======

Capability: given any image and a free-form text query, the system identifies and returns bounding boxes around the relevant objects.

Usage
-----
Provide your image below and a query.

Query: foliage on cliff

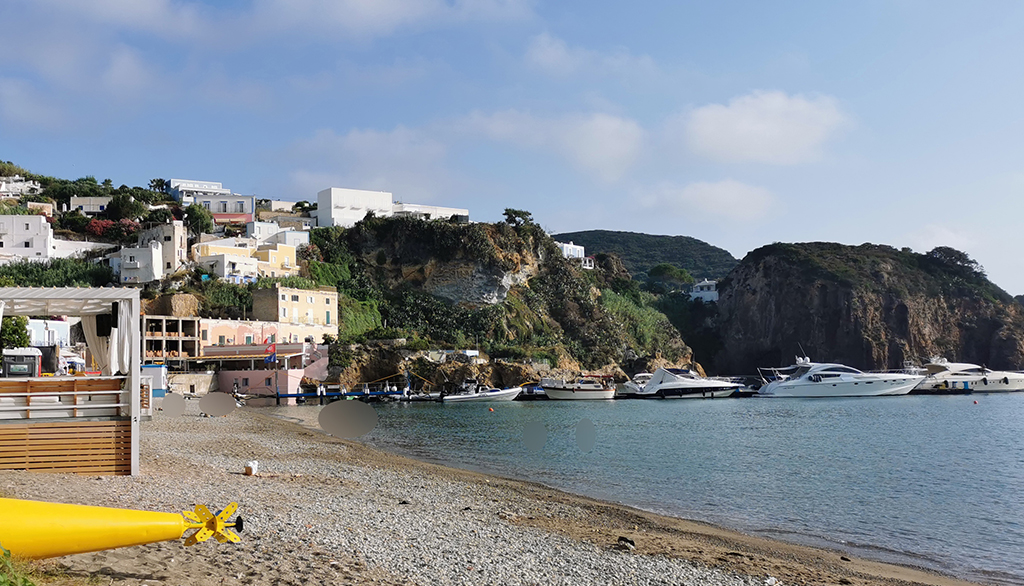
[0,259,113,287]
[550,229,738,281]
[716,242,1024,373]
[305,215,692,369]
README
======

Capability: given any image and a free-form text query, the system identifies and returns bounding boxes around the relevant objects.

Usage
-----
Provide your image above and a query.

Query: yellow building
[252,284,338,329]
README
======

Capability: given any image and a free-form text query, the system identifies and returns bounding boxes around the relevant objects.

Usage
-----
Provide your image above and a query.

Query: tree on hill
[0,161,29,177]
[185,203,214,236]
[502,208,534,227]
[104,192,147,221]
[648,263,694,286]
[149,178,167,194]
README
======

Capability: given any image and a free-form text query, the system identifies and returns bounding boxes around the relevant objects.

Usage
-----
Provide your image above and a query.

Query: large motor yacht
[634,368,741,399]
[757,358,923,398]
[915,358,1024,393]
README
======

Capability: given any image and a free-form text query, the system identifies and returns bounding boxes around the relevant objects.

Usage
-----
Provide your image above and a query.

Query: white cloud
[682,90,848,164]
[248,0,531,39]
[29,0,210,39]
[524,33,656,77]
[101,45,155,98]
[906,223,977,255]
[640,180,774,221]
[286,127,454,202]
[463,110,644,182]
[0,78,65,130]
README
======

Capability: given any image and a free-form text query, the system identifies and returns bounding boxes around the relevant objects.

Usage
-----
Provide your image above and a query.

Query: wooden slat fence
[0,419,131,475]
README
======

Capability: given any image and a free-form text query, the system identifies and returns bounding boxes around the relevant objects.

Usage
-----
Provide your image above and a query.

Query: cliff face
[716,243,1024,373]
[315,216,696,370]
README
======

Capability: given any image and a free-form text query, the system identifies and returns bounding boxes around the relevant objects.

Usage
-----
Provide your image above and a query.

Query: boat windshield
[792,366,812,378]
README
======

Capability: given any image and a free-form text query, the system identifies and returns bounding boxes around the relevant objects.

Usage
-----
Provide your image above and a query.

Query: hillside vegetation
[551,230,738,281]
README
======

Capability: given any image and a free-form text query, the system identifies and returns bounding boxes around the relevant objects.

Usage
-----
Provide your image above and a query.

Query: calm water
[278,395,1024,585]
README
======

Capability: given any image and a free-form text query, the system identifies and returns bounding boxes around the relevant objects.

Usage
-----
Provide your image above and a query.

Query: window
[129,255,135,262]
[245,335,253,344]
[24,223,30,230]
[0,242,4,248]
[235,201,245,212]
[218,335,226,345]
[326,310,330,325]
[164,235,171,241]
[269,334,275,343]
[166,262,171,269]
[242,378,249,387]
[281,294,286,300]
[291,295,299,302]
[99,205,105,211]
[265,377,272,386]
[23,241,30,248]
[202,201,211,210]
[281,308,287,318]
[219,201,228,212]
[325,298,330,304]
[307,296,314,303]
[201,330,208,341]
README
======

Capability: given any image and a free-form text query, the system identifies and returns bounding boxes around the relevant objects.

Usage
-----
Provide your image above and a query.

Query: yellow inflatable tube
[0,498,240,559]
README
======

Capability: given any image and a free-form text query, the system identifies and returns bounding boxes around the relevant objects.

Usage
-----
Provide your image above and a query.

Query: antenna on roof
[797,342,808,360]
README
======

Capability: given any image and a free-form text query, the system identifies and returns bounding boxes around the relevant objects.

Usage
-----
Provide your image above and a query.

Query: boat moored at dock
[913,358,1024,393]
[541,375,616,400]
[758,358,923,398]
[634,368,742,399]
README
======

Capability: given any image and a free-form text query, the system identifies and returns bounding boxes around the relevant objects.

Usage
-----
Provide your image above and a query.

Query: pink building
[200,318,336,347]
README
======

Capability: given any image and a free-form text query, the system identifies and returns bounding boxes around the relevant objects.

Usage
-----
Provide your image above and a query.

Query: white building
[690,279,719,303]
[316,188,394,228]
[316,187,470,228]
[0,215,54,262]
[70,196,112,215]
[137,220,187,274]
[120,240,164,284]
[248,221,310,248]
[28,318,71,346]
[168,179,231,203]
[554,241,594,270]
[0,175,42,197]
[392,202,470,222]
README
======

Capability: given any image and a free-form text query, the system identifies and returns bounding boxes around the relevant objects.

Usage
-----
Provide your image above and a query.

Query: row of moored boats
[439,357,1024,402]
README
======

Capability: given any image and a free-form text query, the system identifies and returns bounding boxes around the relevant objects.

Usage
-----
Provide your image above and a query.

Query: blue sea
[283,395,1024,585]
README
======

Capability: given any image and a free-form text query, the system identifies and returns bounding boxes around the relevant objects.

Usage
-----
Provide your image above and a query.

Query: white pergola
[0,287,141,475]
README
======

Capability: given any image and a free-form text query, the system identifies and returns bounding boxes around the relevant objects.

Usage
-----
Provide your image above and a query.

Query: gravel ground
[1,399,766,586]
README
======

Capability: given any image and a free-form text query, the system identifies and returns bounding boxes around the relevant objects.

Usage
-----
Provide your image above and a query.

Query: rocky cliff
[311,216,696,371]
[715,243,1024,373]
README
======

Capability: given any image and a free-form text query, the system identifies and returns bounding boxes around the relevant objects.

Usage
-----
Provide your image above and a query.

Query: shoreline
[1,402,984,586]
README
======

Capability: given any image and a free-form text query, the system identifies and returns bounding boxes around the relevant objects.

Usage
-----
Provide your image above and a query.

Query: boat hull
[442,388,521,402]
[652,386,739,399]
[759,376,922,398]
[543,388,616,400]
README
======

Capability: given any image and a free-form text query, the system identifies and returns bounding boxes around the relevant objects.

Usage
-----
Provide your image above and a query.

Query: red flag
[265,343,276,354]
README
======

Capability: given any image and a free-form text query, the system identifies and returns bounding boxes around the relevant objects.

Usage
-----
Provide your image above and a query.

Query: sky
[3,1,1024,293]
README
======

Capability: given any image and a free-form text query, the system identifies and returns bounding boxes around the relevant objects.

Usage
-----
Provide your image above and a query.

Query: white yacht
[757,358,923,398]
[541,376,616,400]
[634,368,741,399]
[442,379,521,402]
[915,358,1024,393]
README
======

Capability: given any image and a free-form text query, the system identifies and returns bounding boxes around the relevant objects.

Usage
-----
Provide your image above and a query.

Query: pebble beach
[0,400,981,586]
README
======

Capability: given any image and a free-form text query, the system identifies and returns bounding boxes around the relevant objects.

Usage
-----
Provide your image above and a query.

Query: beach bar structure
[0,287,141,475]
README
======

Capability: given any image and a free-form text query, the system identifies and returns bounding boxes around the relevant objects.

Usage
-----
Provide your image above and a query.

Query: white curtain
[117,301,131,374]
[82,315,111,375]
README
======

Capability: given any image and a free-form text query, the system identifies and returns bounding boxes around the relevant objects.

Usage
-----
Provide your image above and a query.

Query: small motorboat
[540,375,616,400]
[616,372,652,398]
[442,379,521,402]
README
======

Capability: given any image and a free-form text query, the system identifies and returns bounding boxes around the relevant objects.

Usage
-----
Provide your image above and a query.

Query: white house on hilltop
[554,240,594,270]
[689,279,719,302]
[316,187,470,228]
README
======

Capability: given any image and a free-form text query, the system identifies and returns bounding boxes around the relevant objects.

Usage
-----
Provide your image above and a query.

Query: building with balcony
[0,175,42,197]
[143,315,201,364]
[120,240,163,284]
[246,221,310,248]
[199,318,337,346]
[192,237,298,282]
[168,179,231,203]
[252,284,338,334]
[137,220,187,275]
[0,215,55,263]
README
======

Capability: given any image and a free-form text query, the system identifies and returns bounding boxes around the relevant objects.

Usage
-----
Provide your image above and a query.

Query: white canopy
[0,287,137,316]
